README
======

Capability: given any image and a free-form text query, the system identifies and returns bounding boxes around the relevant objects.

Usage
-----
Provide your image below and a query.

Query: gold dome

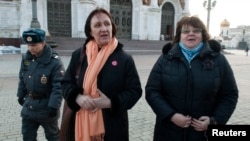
[220,19,230,27]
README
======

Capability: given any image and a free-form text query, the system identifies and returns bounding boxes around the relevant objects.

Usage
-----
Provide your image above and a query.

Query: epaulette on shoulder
[162,42,172,54]
[208,39,221,52]
[52,53,60,60]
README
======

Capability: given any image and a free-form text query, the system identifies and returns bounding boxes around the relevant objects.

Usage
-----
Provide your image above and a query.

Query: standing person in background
[60,8,142,141]
[17,28,65,141]
[145,16,238,141]
[245,46,249,56]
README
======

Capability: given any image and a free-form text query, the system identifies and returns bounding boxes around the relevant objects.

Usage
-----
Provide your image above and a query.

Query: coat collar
[26,45,53,64]
[162,40,221,59]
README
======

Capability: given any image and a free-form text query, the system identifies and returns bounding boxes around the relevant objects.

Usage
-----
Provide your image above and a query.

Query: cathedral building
[218,19,249,49]
[0,0,191,47]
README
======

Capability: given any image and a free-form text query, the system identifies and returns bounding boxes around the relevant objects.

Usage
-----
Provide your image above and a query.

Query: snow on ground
[0,45,21,55]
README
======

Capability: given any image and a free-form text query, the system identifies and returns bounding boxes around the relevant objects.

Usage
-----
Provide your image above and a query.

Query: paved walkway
[0,49,250,141]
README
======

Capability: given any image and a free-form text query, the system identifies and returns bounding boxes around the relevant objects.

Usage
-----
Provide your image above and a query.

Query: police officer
[17,28,65,141]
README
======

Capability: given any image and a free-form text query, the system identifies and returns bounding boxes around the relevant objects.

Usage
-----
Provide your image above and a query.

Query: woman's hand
[76,94,95,110]
[171,113,192,128]
[75,89,111,112]
[93,89,111,109]
[191,116,210,131]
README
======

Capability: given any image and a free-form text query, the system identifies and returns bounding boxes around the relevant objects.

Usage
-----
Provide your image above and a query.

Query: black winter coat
[61,42,142,141]
[145,41,238,141]
[17,45,65,120]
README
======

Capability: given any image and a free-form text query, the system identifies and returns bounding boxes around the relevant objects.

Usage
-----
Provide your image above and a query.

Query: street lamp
[242,28,245,42]
[203,0,216,32]
[30,0,57,48]
[30,0,41,28]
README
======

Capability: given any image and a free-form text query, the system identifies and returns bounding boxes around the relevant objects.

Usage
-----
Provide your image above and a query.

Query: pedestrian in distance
[17,28,65,141]
[245,46,249,56]
[60,7,142,141]
[145,16,238,141]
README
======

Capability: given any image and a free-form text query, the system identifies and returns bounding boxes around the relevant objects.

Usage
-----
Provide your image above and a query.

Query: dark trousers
[22,117,59,141]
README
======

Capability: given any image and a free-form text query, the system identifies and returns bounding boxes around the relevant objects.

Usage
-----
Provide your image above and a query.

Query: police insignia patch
[27,36,32,42]
[41,74,47,84]
[24,61,30,66]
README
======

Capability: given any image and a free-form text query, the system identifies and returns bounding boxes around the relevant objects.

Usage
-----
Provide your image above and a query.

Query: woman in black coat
[145,16,238,141]
[60,8,142,141]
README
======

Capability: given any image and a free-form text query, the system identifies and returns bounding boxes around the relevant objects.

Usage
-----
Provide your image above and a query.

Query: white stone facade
[0,0,190,40]
[0,0,22,38]
[216,24,250,49]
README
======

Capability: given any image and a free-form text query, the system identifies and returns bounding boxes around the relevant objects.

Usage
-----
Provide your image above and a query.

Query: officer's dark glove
[18,97,25,106]
[49,107,58,117]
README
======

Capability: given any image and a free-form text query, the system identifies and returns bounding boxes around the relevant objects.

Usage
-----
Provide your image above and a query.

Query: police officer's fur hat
[22,28,46,44]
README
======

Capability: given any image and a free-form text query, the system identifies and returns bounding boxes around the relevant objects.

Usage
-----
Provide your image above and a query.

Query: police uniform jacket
[17,45,64,120]
[61,42,142,141]
[145,40,238,141]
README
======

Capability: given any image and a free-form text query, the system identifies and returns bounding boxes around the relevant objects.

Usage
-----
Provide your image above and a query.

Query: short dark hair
[173,16,210,44]
[84,8,117,40]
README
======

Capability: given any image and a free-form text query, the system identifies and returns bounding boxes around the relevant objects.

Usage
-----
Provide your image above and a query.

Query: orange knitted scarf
[75,38,118,141]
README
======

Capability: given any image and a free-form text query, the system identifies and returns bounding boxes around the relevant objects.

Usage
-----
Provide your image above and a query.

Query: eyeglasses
[181,28,202,34]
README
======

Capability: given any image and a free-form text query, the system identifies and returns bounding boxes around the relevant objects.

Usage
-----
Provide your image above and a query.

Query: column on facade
[97,0,109,10]
[20,0,32,35]
[72,0,97,38]
[131,0,140,40]
[151,0,158,7]
[182,0,190,16]
[147,2,161,40]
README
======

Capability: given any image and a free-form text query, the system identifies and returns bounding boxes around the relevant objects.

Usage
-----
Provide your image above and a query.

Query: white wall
[1,0,189,41]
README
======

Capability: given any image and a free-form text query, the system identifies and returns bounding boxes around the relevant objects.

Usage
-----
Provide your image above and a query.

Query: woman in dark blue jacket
[145,16,238,141]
